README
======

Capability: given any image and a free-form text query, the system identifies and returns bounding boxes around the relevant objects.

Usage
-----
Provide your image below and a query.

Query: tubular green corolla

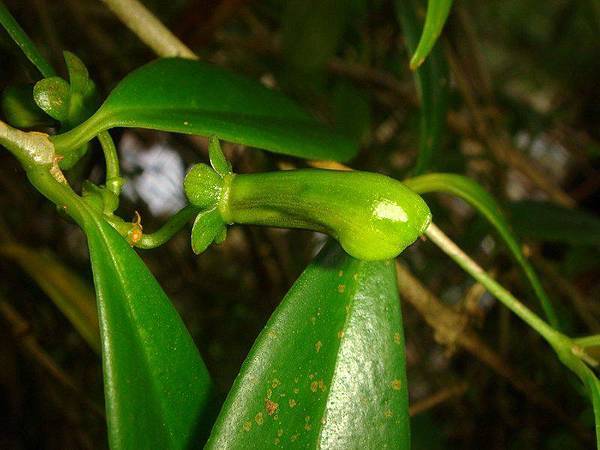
[184,138,431,261]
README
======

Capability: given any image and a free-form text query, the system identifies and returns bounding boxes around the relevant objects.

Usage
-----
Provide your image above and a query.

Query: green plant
[1,0,599,448]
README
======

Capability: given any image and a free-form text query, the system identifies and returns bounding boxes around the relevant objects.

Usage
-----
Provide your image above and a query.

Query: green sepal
[208,136,232,176]
[191,208,227,254]
[33,52,100,169]
[33,76,71,121]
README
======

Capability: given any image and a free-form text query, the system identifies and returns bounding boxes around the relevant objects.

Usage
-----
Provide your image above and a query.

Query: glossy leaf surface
[207,242,409,449]
[508,201,600,246]
[395,0,449,174]
[0,243,100,352]
[51,58,357,162]
[83,213,214,449]
[409,0,453,70]
[405,173,559,328]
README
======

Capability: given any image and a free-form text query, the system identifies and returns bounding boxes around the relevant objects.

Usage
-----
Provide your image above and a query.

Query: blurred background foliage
[0,0,599,448]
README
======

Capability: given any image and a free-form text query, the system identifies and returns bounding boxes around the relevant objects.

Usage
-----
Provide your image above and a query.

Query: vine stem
[424,222,564,346]
[100,0,197,59]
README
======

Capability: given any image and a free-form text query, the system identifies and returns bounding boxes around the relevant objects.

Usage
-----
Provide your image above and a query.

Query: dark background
[1,0,599,448]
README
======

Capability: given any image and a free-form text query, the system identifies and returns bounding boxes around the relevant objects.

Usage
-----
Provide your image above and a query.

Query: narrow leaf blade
[52,58,357,162]
[395,0,449,174]
[410,0,453,70]
[207,242,409,449]
[405,172,560,329]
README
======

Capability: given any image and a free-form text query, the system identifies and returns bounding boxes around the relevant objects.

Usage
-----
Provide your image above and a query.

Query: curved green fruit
[184,138,431,261]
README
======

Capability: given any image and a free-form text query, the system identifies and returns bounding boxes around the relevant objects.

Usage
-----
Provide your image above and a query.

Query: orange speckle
[393,333,401,344]
[337,284,346,293]
[391,379,402,390]
[277,429,284,437]
[338,270,344,277]
[318,379,327,392]
[289,399,297,408]
[265,399,279,416]
[255,412,264,425]
[293,387,300,394]
[271,378,281,389]
[291,433,300,442]
[315,341,322,352]
[310,381,318,392]
[337,330,345,339]
[384,409,393,418]
[243,421,252,432]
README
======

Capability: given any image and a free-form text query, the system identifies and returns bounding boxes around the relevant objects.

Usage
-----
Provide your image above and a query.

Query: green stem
[576,335,600,349]
[137,205,198,249]
[425,223,563,346]
[0,2,55,78]
[97,131,123,197]
[104,205,198,249]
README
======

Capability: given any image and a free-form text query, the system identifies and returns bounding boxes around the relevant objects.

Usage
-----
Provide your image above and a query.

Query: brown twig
[395,261,591,441]
[409,382,469,416]
[0,300,104,418]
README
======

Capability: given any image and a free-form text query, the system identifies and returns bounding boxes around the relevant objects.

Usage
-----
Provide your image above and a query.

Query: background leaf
[405,172,560,328]
[0,242,99,352]
[51,58,357,162]
[395,0,449,175]
[508,201,600,246]
[206,242,409,449]
[83,212,215,449]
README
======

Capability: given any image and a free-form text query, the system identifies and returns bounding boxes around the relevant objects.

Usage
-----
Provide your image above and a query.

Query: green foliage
[207,243,409,449]
[51,58,357,164]
[1,84,53,128]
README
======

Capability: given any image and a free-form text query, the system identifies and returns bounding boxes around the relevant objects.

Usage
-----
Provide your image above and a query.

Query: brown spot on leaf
[265,399,279,415]
[391,379,402,390]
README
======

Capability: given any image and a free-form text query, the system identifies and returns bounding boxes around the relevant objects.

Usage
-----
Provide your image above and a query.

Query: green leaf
[409,0,453,70]
[404,173,560,329]
[51,58,357,162]
[206,242,409,449]
[0,243,100,353]
[82,212,214,449]
[508,201,600,246]
[395,0,449,175]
